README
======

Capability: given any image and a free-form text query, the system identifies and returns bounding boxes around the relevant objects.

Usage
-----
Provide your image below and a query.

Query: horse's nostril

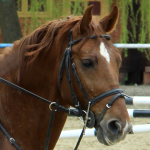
[108,120,122,136]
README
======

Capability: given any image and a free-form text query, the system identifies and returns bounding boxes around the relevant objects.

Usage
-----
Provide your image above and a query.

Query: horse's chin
[96,126,116,146]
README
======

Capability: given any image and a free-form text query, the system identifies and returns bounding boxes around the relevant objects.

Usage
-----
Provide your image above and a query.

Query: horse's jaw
[95,120,132,146]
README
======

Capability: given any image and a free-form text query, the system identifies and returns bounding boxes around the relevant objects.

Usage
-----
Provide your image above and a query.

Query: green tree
[0,0,22,43]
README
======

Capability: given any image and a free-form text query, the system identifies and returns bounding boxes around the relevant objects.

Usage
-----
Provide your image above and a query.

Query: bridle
[58,28,130,149]
[58,28,126,125]
[0,28,131,150]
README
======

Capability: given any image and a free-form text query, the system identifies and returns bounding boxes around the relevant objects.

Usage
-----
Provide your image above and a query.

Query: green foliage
[23,0,70,35]
[16,0,21,11]
[107,0,150,58]
[18,0,150,58]
[139,1,150,59]
[21,0,88,36]
[71,0,85,15]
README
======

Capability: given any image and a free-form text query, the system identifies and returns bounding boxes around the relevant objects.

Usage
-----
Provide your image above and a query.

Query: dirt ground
[55,85,150,150]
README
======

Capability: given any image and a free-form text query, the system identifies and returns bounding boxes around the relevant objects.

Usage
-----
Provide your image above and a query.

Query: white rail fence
[1,43,150,49]
[59,124,150,139]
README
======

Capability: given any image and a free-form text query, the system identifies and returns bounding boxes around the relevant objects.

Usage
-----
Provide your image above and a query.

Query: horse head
[58,5,131,146]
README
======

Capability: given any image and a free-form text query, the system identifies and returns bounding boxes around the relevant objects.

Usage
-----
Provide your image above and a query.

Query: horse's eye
[82,59,94,68]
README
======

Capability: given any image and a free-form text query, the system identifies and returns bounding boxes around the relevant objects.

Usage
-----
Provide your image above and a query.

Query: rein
[0,77,82,150]
[0,28,132,150]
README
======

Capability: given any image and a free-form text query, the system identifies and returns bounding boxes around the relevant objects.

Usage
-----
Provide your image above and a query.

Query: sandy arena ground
[55,85,150,150]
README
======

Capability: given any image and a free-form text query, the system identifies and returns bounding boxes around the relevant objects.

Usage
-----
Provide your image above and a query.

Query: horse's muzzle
[95,118,132,146]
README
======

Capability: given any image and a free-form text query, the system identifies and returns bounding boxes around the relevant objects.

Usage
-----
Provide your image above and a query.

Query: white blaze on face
[100,42,110,63]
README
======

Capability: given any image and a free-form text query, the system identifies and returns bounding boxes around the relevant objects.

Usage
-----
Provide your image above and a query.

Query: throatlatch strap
[0,123,22,150]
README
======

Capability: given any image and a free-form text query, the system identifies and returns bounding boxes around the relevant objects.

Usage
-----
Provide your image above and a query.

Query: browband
[68,34,111,46]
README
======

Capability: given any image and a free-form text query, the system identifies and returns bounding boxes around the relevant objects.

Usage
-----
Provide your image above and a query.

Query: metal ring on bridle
[49,102,57,111]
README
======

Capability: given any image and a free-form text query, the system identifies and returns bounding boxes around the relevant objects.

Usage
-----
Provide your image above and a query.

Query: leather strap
[68,35,111,46]
[96,93,126,124]
[0,77,50,104]
[74,128,84,150]
[90,89,123,107]
[44,107,56,150]
[0,123,22,150]
[0,77,81,117]
[0,77,87,150]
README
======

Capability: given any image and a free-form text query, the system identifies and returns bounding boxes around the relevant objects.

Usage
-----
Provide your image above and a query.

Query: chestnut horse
[0,5,131,150]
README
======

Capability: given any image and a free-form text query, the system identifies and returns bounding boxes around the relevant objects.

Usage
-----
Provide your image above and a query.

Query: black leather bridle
[0,28,131,150]
[58,28,130,149]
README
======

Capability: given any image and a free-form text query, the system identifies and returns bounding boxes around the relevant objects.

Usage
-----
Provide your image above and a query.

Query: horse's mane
[17,17,81,81]
[16,16,100,72]
[17,16,100,62]
[18,18,81,62]
[0,16,100,79]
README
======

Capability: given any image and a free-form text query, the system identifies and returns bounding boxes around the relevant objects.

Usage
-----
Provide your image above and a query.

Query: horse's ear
[80,5,93,33]
[99,6,118,33]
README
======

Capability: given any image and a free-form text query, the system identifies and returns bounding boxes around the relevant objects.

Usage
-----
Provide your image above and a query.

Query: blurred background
[0,1,150,149]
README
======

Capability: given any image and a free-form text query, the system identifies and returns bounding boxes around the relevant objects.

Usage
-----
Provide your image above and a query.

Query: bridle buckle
[75,102,80,108]
[9,137,15,144]
[106,104,111,108]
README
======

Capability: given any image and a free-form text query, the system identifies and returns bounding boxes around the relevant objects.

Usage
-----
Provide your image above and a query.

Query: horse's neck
[0,44,56,118]
[0,44,68,150]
